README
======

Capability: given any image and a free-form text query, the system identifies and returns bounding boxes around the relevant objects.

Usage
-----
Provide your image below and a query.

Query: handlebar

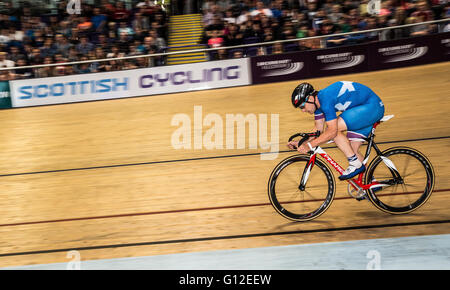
[289,131,321,150]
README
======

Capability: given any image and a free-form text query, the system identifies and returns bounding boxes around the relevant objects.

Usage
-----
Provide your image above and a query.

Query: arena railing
[0,18,448,74]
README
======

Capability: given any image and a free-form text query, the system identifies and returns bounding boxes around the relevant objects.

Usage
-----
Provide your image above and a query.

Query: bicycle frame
[299,120,401,193]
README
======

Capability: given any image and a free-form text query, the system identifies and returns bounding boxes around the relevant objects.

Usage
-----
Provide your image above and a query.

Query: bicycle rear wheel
[268,155,336,222]
[364,146,435,214]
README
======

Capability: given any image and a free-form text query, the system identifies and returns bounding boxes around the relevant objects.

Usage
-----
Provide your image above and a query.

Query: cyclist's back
[315,81,383,122]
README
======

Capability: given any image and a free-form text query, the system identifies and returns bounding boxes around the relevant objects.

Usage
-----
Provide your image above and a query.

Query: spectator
[281,22,297,39]
[34,56,55,78]
[206,14,225,37]
[312,9,327,32]
[320,19,336,36]
[270,0,284,19]
[67,47,80,62]
[54,34,73,58]
[136,56,150,68]
[326,28,349,47]
[151,15,168,41]
[118,22,134,37]
[347,26,367,44]
[0,51,14,68]
[299,28,322,50]
[96,34,113,51]
[8,26,24,43]
[115,32,132,54]
[56,21,72,37]
[75,56,92,74]
[107,45,120,58]
[40,38,56,58]
[68,27,81,45]
[149,29,166,51]
[77,16,93,33]
[364,17,380,41]
[329,4,344,23]
[217,49,228,60]
[8,46,25,63]
[123,59,138,70]
[76,36,94,55]
[29,48,43,65]
[93,47,107,72]
[408,15,432,36]
[296,25,309,38]
[244,21,265,41]
[128,44,142,57]
[379,1,394,17]
[14,58,32,79]
[232,49,243,58]
[92,8,108,33]
[208,30,225,48]
[236,7,251,25]
[393,6,408,26]
[251,1,274,18]
[224,9,237,24]
[0,28,11,45]
[263,27,275,42]
[132,12,150,31]
[224,24,243,46]
[411,0,434,21]
[272,42,284,54]
[113,1,131,23]
[203,5,222,26]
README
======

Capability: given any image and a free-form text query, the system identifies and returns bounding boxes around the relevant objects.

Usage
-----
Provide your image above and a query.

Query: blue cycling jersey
[314,81,382,122]
[314,81,385,139]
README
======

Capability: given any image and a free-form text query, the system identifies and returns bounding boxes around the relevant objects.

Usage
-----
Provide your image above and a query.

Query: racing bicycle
[268,115,435,222]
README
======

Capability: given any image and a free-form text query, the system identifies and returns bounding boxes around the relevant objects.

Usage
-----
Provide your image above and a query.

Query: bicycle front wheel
[268,155,336,222]
[364,146,435,214]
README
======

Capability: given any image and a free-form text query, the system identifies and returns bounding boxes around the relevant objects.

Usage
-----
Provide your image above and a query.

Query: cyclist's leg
[351,140,364,162]
[337,101,384,180]
[333,117,356,159]
[340,100,385,141]
[333,117,366,180]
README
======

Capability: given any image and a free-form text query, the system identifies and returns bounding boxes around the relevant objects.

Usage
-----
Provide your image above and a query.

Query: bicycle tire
[268,154,336,222]
[364,146,435,214]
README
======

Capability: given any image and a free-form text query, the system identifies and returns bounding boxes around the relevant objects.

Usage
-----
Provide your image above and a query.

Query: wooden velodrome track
[0,62,449,268]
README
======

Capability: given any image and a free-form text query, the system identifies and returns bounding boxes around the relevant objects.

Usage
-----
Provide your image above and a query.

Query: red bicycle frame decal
[309,148,381,191]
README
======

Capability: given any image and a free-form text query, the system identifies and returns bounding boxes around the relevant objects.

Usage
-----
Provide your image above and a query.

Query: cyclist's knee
[337,117,348,132]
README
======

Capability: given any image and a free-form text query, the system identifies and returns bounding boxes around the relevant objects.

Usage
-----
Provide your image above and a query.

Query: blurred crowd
[201,0,449,59]
[0,0,168,80]
[0,0,449,80]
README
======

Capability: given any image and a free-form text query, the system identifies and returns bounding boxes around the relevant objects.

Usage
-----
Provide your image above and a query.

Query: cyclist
[288,81,385,180]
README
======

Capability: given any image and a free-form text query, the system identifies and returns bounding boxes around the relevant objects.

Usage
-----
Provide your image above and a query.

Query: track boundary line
[0,135,448,178]
[0,188,448,228]
[1,219,449,258]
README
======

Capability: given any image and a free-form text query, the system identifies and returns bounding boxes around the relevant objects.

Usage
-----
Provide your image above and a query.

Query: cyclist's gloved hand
[287,140,298,150]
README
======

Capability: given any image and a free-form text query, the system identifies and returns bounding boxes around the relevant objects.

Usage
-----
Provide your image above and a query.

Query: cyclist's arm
[309,119,338,147]
[314,117,325,133]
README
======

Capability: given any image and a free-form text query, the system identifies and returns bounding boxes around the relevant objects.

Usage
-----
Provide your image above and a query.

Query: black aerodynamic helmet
[291,82,315,108]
